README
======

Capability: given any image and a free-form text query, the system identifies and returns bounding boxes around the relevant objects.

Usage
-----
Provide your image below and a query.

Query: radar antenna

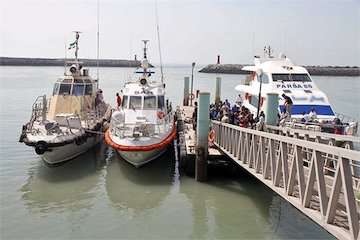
[69,31,81,61]
[263,45,273,58]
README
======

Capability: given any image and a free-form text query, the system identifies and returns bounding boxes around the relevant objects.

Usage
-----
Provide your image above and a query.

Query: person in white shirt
[308,108,317,120]
[235,94,243,107]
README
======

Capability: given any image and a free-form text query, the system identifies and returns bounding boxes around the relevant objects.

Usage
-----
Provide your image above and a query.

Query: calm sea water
[1,65,359,239]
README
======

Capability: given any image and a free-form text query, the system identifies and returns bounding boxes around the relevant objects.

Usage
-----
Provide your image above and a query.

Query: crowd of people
[206,97,266,131]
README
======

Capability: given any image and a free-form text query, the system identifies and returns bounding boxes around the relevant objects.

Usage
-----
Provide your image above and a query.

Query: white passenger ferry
[235,48,358,135]
[105,40,175,167]
[19,32,111,165]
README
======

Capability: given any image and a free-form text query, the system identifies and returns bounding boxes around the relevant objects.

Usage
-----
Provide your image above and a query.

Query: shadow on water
[105,147,174,213]
[20,143,108,214]
[179,159,333,239]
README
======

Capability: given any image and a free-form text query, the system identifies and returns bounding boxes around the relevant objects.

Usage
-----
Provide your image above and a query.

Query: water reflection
[20,143,107,214]
[179,165,333,239]
[105,149,173,213]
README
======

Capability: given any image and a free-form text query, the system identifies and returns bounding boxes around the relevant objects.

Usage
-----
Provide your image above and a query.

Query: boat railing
[110,111,174,138]
[336,112,358,124]
[284,118,358,136]
[28,95,48,131]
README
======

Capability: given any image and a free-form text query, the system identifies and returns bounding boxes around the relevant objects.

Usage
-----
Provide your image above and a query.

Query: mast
[142,40,149,78]
[72,31,81,62]
[96,0,100,82]
[155,0,164,83]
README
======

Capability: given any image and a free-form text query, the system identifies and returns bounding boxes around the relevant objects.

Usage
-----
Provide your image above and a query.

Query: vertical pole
[183,77,190,106]
[190,62,195,106]
[215,77,221,104]
[42,95,47,123]
[265,92,279,126]
[256,73,263,118]
[196,92,210,182]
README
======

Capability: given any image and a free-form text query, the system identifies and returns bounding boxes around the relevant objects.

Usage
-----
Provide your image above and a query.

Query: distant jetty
[199,64,360,76]
[0,57,142,67]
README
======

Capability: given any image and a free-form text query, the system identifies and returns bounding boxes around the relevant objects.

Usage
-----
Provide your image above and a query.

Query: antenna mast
[155,0,164,83]
[96,0,100,81]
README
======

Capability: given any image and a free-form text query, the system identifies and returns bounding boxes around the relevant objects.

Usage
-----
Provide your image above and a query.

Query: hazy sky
[0,0,359,65]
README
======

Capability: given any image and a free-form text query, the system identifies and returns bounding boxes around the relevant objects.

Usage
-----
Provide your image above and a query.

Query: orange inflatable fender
[157,111,165,119]
[105,122,176,152]
[208,129,215,144]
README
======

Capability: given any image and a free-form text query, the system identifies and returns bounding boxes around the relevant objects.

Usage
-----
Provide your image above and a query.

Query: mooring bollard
[196,92,210,182]
[183,77,190,106]
[265,92,279,126]
[215,77,221,104]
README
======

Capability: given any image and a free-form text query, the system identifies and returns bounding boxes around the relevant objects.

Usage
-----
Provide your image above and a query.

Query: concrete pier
[195,92,210,182]
[183,77,190,106]
[264,92,279,125]
[215,77,221,104]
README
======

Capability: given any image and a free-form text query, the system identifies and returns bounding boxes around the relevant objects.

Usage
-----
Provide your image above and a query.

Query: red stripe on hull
[105,122,176,152]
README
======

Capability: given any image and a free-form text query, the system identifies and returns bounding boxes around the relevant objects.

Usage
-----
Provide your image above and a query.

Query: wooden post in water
[215,77,221,104]
[264,92,279,125]
[183,77,190,106]
[196,92,210,182]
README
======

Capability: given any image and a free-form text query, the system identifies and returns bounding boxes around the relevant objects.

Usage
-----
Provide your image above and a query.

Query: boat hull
[117,146,168,168]
[41,136,100,165]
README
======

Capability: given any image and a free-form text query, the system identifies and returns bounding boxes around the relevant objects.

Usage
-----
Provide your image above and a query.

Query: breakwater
[0,57,141,67]
[199,64,360,76]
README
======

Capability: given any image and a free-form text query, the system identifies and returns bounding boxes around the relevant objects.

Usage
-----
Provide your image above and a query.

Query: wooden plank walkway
[212,120,360,240]
[178,106,222,158]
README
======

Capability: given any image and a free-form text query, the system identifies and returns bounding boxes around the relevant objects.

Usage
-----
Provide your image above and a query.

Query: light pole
[256,68,263,119]
[190,62,196,106]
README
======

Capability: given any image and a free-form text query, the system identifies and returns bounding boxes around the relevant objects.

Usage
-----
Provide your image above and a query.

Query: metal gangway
[211,121,360,240]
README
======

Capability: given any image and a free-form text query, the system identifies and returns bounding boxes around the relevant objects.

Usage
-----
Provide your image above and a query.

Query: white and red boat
[105,40,175,167]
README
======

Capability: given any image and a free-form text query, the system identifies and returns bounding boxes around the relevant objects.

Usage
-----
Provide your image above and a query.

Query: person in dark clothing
[116,93,122,109]
[282,93,293,117]
[192,102,198,131]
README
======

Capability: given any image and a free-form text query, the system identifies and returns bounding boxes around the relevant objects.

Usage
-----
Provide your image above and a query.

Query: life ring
[157,111,165,119]
[208,129,215,144]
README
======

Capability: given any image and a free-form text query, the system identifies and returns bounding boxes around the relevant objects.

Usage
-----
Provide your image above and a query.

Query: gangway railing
[266,125,360,149]
[211,120,360,240]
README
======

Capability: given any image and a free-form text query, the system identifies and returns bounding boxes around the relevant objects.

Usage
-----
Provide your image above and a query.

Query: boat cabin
[47,68,97,120]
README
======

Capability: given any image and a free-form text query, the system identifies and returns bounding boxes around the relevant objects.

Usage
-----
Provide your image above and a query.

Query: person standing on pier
[116,93,122,110]
[282,93,293,117]
[192,102,198,131]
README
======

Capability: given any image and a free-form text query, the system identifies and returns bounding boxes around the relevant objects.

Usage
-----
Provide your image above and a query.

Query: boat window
[258,73,269,83]
[272,74,311,82]
[129,96,142,109]
[72,84,85,96]
[158,96,165,109]
[85,84,93,95]
[62,78,72,83]
[74,79,84,84]
[144,96,157,109]
[249,95,259,108]
[52,83,60,95]
[58,83,71,95]
[122,95,128,108]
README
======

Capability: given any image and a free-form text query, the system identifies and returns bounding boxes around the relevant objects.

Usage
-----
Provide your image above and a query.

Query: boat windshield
[129,96,142,109]
[272,74,311,82]
[158,96,165,110]
[144,96,157,109]
[52,83,93,96]
[122,95,128,108]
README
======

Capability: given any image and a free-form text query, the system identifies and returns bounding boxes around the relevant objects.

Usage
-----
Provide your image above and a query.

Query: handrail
[266,125,360,143]
[211,120,360,240]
